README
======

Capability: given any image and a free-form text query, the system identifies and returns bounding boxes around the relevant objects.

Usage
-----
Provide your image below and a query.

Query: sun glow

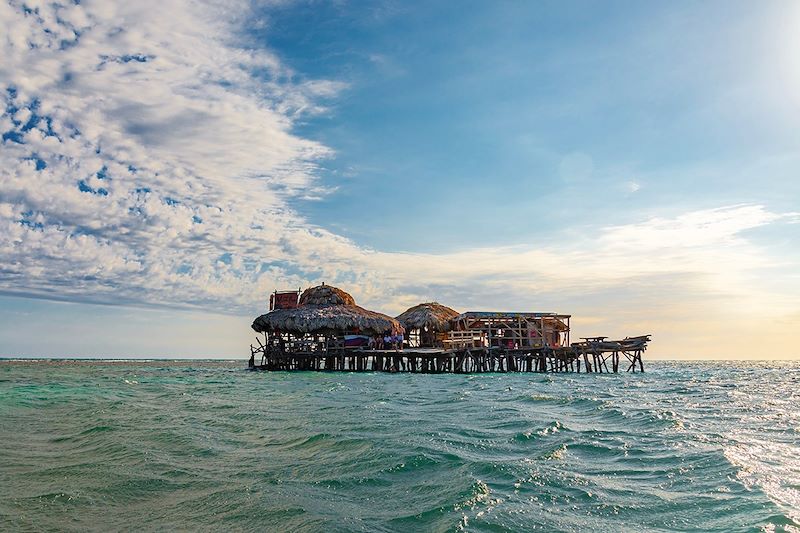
[778,3,800,91]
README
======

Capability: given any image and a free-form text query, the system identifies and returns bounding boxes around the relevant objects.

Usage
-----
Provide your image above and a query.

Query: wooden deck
[248,336,649,374]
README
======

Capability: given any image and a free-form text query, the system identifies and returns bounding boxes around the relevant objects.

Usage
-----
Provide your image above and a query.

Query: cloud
[0,0,798,357]
[0,0,341,309]
[624,180,641,193]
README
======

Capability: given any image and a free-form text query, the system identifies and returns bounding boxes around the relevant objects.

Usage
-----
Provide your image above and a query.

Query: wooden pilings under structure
[248,335,650,374]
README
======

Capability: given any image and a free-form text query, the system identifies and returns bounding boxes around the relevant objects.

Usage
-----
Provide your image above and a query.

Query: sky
[0,0,798,359]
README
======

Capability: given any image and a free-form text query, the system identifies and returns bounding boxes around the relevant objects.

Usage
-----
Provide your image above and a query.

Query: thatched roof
[299,284,355,307]
[396,302,459,332]
[252,284,403,335]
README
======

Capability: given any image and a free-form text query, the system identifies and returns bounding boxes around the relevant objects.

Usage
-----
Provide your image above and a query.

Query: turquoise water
[0,360,798,532]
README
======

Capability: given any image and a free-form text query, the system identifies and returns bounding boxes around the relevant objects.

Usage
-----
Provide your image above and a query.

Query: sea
[0,360,798,532]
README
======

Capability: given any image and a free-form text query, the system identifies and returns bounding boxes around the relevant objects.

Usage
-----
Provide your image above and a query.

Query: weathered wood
[251,336,648,374]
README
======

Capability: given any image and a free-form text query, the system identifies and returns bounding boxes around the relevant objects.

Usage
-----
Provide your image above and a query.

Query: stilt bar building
[249,284,650,374]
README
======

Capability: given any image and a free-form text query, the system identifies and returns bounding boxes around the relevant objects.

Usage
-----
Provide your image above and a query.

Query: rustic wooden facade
[446,311,570,350]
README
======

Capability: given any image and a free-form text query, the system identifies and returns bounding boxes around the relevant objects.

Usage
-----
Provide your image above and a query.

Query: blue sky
[270,1,800,249]
[0,0,798,358]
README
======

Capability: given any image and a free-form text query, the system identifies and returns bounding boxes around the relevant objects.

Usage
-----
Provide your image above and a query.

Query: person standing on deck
[384,331,392,350]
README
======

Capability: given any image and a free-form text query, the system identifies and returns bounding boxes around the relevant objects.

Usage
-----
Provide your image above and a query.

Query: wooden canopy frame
[449,311,571,349]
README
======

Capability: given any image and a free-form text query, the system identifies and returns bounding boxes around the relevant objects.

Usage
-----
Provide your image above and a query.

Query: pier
[249,337,649,373]
[248,284,650,374]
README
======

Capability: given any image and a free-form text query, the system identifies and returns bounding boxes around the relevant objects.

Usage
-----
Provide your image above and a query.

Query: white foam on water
[724,437,800,527]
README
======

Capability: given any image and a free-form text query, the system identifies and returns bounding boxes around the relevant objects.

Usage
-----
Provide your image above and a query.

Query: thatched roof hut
[252,284,403,335]
[396,302,459,332]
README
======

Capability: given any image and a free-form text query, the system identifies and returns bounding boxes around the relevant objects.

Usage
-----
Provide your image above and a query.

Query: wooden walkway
[249,336,649,374]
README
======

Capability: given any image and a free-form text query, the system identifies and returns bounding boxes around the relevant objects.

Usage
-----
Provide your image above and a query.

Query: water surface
[1,360,798,532]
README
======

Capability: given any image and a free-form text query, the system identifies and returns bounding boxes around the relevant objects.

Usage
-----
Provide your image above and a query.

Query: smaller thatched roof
[396,302,459,332]
[252,284,403,335]
[299,284,355,307]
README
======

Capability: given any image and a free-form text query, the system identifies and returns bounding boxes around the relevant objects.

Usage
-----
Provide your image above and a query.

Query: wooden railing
[443,330,483,350]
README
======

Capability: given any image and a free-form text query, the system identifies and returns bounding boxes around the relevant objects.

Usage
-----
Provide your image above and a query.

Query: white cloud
[625,180,641,193]
[368,204,799,322]
[599,204,784,250]
[0,0,341,309]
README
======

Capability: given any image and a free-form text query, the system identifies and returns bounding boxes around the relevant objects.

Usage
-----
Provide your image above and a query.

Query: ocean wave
[1,360,798,531]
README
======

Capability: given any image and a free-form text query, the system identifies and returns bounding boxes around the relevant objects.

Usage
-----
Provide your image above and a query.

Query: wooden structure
[248,340,650,374]
[249,285,650,374]
[395,302,459,348]
[251,284,404,369]
[448,311,570,350]
[570,335,649,373]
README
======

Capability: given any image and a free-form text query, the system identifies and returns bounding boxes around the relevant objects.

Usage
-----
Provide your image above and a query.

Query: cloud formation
[1,0,345,309]
[1,0,797,360]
